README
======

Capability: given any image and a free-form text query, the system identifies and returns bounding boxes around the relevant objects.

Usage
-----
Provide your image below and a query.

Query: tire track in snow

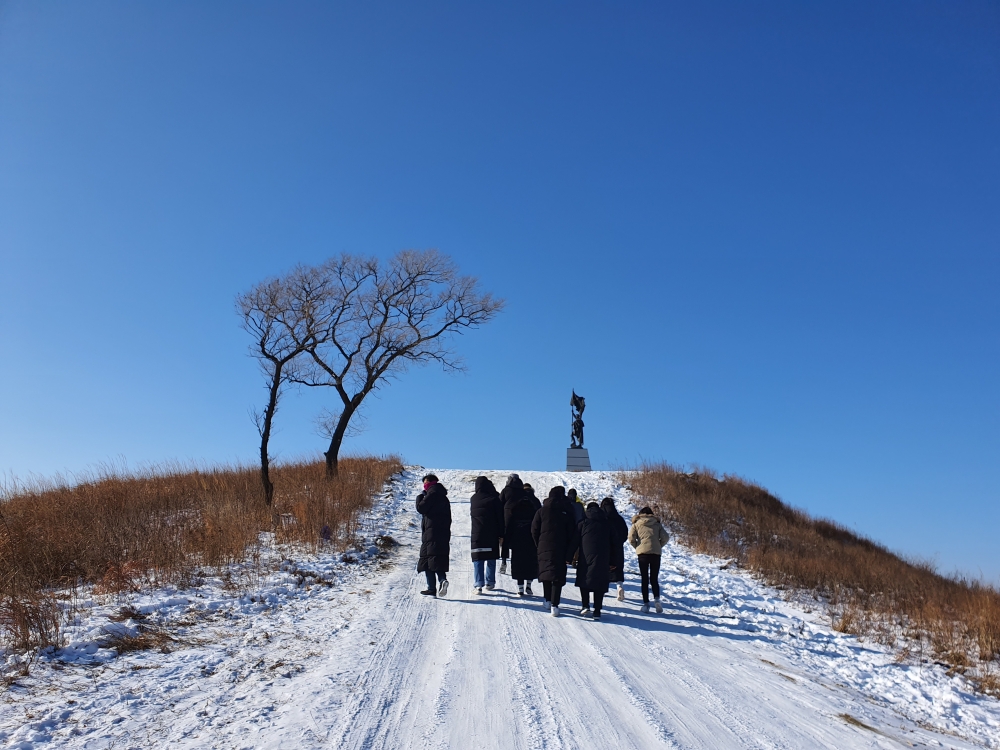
[603,614,802,750]
[658,644,792,750]
[495,597,570,750]
[500,595,680,749]
[418,616,459,750]
[581,636,683,748]
[667,654,788,749]
[330,520,435,749]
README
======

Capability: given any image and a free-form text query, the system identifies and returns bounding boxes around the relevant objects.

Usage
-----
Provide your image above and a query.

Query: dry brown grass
[0,455,401,654]
[101,626,178,655]
[625,461,1000,696]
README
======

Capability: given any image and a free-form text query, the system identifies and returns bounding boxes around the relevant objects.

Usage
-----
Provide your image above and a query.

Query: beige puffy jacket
[628,513,669,556]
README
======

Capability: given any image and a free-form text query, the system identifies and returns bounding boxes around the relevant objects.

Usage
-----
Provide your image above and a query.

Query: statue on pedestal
[566,390,591,472]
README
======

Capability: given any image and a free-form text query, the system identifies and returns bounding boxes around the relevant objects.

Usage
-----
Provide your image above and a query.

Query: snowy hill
[2,469,998,749]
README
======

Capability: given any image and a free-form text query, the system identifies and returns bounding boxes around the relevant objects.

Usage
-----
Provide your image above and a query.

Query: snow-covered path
[2,468,999,749]
[325,470,997,750]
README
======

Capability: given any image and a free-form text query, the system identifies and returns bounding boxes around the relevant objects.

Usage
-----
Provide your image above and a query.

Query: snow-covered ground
[2,468,998,749]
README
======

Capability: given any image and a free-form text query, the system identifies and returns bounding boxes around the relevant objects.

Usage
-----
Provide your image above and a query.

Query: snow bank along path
[2,469,998,749]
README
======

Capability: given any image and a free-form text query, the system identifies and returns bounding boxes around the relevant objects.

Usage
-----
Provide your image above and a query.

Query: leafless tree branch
[236,265,337,504]
[240,250,502,481]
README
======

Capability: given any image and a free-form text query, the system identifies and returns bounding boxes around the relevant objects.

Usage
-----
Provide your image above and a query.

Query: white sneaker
[641,603,650,614]
[474,587,483,595]
[550,605,559,617]
[654,598,663,614]
[580,607,592,617]
[438,580,449,597]
[617,585,625,602]
[485,584,495,591]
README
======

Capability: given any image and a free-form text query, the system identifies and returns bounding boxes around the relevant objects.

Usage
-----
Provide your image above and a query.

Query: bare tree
[236,267,332,505]
[292,250,504,477]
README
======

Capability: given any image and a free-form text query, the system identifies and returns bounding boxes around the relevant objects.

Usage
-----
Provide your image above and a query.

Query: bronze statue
[570,390,586,448]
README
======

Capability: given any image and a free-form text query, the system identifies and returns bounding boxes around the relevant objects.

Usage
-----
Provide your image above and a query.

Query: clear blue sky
[2,2,997,582]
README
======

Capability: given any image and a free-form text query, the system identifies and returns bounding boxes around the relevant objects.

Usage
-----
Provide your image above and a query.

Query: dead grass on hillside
[0,456,401,654]
[624,461,1000,697]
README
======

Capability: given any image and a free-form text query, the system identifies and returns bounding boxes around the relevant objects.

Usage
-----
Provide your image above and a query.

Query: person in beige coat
[628,506,669,613]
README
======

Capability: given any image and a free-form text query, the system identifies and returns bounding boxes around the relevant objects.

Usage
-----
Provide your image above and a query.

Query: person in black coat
[416,474,451,597]
[601,497,629,602]
[498,474,527,575]
[531,486,578,616]
[523,483,539,503]
[566,488,586,567]
[576,502,613,619]
[469,476,504,594]
[500,473,527,508]
[504,483,541,596]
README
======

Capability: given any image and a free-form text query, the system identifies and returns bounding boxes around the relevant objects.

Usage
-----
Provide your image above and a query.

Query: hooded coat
[531,487,578,584]
[524,485,541,507]
[575,503,612,594]
[628,512,669,556]
[504,488,541,580]
[500,475,527,509]
[601,498,629,583]
[469,476,504,561]
[416,481,452,572]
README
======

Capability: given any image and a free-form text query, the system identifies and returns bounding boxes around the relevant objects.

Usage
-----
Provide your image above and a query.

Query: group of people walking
[415,473,670,618]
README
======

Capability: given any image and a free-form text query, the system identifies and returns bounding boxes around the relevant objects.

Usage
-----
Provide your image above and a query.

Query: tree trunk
[259,365,282,506]
[324,400,360,479]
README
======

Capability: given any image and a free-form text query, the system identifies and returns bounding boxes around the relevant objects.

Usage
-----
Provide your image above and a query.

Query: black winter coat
[416,482,451,573]
[470,477,504,561]
[531,487,578,584]
[504,491,541,580]
[575,504,612,593]
[601,498,629,583]
[500,476,526,509]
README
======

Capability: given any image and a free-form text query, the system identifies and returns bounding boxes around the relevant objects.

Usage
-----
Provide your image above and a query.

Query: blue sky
[1,2,998,582]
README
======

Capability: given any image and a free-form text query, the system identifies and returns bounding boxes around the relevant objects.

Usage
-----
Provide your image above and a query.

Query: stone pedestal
[566,448,591,472]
